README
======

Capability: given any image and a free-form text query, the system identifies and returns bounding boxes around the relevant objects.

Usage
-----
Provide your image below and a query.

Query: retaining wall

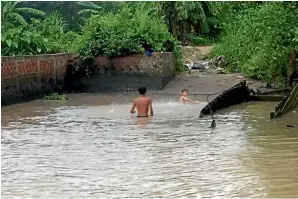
[1,53,70,106]
[79,52,175,92]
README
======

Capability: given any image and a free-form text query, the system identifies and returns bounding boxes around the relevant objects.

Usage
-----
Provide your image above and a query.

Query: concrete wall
[1,53,69,106]
[80,52,174,92]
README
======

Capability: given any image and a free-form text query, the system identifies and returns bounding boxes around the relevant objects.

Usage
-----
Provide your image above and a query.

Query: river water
[1,93,298,198]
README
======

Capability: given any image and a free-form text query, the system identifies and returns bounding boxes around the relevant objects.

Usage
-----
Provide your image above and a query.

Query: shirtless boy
[180,89,200,104]
[130,87,153,117]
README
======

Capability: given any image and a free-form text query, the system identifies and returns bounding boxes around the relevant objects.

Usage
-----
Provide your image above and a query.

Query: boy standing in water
[180,89,200,104]
[130,87,153,117]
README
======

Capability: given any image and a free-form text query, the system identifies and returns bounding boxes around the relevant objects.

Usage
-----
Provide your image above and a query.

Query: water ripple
[2,99,298,198]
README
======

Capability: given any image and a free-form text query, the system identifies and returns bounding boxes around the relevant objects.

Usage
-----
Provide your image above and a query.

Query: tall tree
[138,1,215,43]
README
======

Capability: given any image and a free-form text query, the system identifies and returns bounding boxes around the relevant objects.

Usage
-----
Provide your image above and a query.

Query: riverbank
[178,45,278,97]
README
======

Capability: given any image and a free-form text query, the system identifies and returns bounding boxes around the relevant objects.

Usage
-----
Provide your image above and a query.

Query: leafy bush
[1,11,75,56]
[34,11,68,52]
[76,6,169,58]
[1,26,51,56]
[75,5,184,71]
[211,3,298,85]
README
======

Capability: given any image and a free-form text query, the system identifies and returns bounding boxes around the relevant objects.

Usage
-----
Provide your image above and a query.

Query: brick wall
[80,52,175,91]
[1,52,175,105]
[1,53,70,106]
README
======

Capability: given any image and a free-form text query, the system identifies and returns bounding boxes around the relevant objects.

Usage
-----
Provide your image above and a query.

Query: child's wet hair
[181,89,188,93]
[138,87,147,95]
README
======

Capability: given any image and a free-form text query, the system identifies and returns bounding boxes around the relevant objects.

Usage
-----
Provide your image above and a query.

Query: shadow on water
[1,94,298,198]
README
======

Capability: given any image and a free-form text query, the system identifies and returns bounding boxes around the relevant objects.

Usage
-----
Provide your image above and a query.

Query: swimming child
[180,89,200,104]
[130,87,153,117]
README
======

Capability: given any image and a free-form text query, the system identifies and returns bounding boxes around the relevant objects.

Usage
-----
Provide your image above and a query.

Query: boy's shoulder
[143,97,152,102]
[135,96,151,102]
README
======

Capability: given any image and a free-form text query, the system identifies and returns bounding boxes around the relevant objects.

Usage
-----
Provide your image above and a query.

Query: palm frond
[9,12,28,25]
[197,3,207,21]
[138,1,154,12]
[76,1,102,10]
[77,9,100,15]
[1,1,18,11]
[16,7,46,16]
[1,1,16,21]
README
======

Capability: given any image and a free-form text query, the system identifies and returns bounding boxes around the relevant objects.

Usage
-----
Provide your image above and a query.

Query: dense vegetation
[72,5,172,58]
[211,2,298,85]
[1,1,298,82]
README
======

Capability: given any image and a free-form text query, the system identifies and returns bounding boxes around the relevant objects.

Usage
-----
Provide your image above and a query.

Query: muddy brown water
[1,93,298,198]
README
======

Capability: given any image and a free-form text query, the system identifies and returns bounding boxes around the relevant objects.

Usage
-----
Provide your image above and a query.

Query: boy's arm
[149,98,153,116]
[183,96,194,103]
[130,100,136,114]
[184,96,199,104]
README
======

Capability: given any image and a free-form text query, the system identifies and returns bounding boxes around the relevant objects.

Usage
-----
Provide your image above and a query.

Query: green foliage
[294,28,298,51]
[1,1,45,30]
[76,1,102,15]
[76,6,169,58]
[171,39,185,72]
[2,26,50,56]
[19,1,123,31]
[138,1,216,41]
[43,93,68,100]
[33,11,69,52]
[72,5,184,71]
[211,3,298,85]
[1,11,74,56]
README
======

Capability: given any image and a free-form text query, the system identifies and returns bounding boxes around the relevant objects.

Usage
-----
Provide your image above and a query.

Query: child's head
[138,87,147,95]
[181,89,188,96]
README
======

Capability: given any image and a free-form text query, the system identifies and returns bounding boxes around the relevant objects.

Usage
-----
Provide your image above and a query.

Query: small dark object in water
[210,119,216,128]
[286,124,295,128]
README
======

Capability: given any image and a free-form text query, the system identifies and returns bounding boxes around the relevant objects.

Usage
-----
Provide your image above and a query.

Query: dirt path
[163,71,262,94]
[161,45,264,102]
[182,46,213,62]
[155,71,263,102]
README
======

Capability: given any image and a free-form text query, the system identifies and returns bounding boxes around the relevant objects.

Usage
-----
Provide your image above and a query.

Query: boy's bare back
[133,97,153,117]
[130,87,153,117]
